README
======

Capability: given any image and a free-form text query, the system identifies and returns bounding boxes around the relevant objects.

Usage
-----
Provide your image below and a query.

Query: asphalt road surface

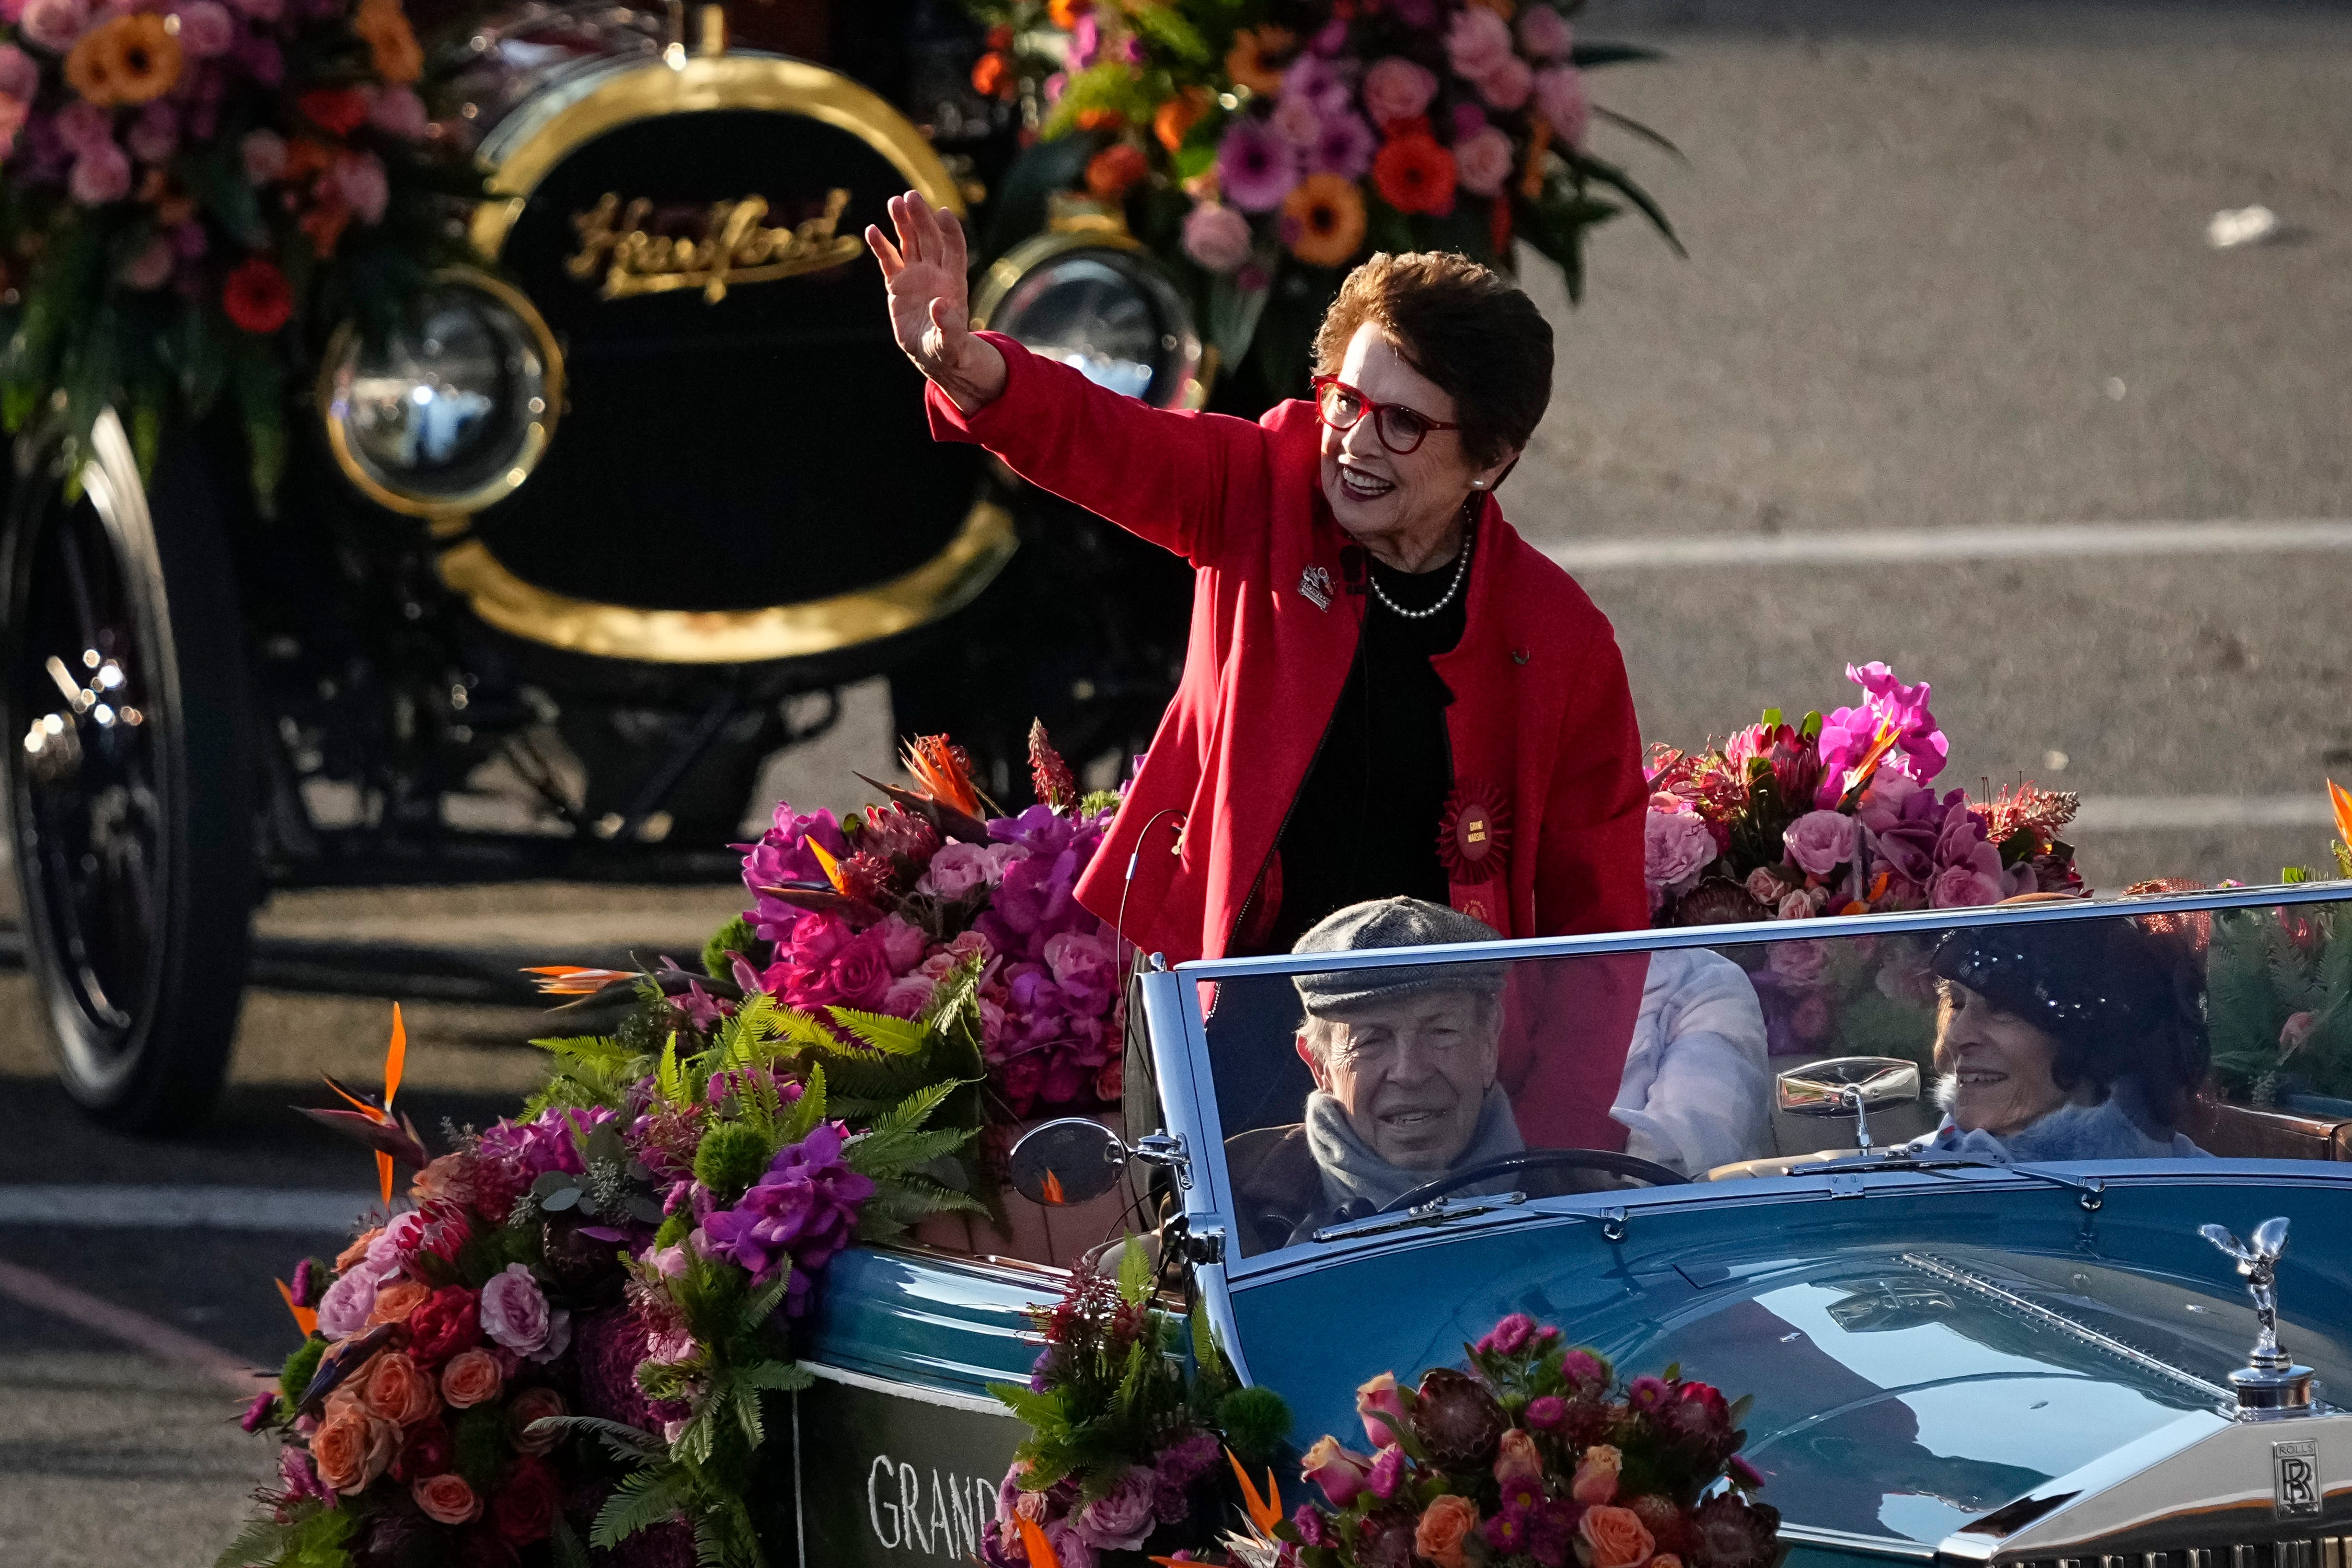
[6,3,2352,1562]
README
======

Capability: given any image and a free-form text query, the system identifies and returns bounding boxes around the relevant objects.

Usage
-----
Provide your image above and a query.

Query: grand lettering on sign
[866,1452,1000,1560]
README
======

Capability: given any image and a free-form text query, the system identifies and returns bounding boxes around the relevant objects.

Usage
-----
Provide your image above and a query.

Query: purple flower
[1520,5,1572,60]
[696,1122,876,1312]
[1183,201,1254,273]
[174,0,234,57]
[741,799,851,938]
[1071,1465,1157,1551]
[1217,116,1298,212]
[1783,810,1859,877]
[1272,94,1322,147]
[478,1106,609,1181]
[1645,809,1717,908]
[1152,1430,1221,1521]
[1627,1374,1671,1414]
[1293,1504,1334,1548]
[240,1392,278,1431]
[1815,662,1947,808]
[1525,1394,1566,1431]
[480,1263,557,1355]
[1446,6,1516,82]
[54,99,112,158]
[18,0,87,53]
[1308,111,1376,179]
[1475,1312,1538,1356]
[1069,12,1100,68]
[314,1267,378,1338]
[1283,52,1355,115]
[1559,1349,1606,1390]
[370,86,428,139]
[1362,56,1437,126]
[126,102,177,164]
[278,1446,329,1504]
[1534,65,1589,147]
[289,1258,318,1309]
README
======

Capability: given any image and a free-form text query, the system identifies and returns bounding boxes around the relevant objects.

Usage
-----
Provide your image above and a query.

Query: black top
[1260,531,1470,954]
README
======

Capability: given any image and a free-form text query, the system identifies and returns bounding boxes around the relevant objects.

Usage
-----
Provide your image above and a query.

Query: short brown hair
[1311,251,1554,469]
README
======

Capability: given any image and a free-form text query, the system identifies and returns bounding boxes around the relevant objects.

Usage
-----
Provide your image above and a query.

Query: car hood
[1224,1172,2352,1548]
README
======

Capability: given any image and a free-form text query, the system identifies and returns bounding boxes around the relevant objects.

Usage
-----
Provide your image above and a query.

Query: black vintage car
[0,0,1206,1128]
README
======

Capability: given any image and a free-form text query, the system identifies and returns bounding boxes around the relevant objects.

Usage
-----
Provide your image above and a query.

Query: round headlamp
[973,233,1204,410]
[320,268,563,517]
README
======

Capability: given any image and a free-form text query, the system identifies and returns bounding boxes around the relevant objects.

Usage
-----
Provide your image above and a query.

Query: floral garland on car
[981,1239,1294,1568]
[1275,1313,1779,1568]
[0,0,476,502]
[222,966,993,1568]
[540,725,1134,1131]
[961,0,1676,388]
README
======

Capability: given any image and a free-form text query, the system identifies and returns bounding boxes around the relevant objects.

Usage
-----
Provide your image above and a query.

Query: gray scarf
[1305,1083,1526,1210]
[1911,1079,2209,1163]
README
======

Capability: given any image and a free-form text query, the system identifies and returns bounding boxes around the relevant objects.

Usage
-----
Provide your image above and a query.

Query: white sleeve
[1611,950,1772,1175]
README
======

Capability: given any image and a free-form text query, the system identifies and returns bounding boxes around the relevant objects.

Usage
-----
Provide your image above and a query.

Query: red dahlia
[222,258,293,334]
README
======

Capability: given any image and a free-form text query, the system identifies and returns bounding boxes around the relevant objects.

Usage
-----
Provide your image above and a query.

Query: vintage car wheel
[1,412,257,1129]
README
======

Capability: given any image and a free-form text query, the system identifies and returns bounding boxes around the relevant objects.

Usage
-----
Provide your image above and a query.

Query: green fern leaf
[826,1006,932,1056]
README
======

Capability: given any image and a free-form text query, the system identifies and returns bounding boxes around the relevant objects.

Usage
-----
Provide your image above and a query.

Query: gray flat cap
[1291,897,1510,1014]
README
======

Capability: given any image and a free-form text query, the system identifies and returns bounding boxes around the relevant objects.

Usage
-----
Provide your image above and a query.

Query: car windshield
[1178,885,2352,1261]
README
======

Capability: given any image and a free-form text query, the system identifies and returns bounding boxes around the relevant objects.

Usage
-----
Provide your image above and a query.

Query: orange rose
[440,1347,503,1409]
[1414,1495,1480,1568]
[367,1278,431,1327]
[1572,1443,1623,1505]
[312,1408,399,1494]
[1653,1557,1685,1568]
[1493,1427,1542,1482]
[64,14,181,107]
[335,1229,382,1274]
[507,1386,569,1455]
[358,1350,441,1427]
[1580,1504,1658,1568]
[354,0,423,85]
[412,1472,481,1525]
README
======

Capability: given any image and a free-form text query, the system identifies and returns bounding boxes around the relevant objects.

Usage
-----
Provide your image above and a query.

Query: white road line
[0,1184,376,1232]
[0,1258,266,1392]
[2070,795,2341,833]
[1547,519,2352,571]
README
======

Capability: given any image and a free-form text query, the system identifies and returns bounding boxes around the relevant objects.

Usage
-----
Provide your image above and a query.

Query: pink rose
[1362,57,1437,127]
[1301,1435,1371,1506]
[1535,65,1590,147]
[54,98,112,158]
[0,44,38,100]
[1767,939,1829,986]
[172,0,233,57]
[2282,1011,2320,1057]
[335,152,389,226]
[1777,890,1818,921]
[1745,866,1788,906]
[1356,1371,1406,1448]
[1181,202,1253,273]
[1783,810,1859,877]
[1518,4,1571,59]
[1571,1443,1623,1505]
[1272,94,1322,147]
[365,1211,430,1279]
[1493,1426,1542,1481]
[478,1264,554,1355]
[1452,126,1514,195]
[918,841,1001,900]
[1044,1519,1097,1568]
[1930,863,2006,909]
[412,1472,480,1525]
[1645,809,1717,906]
[875,914,928,975]
[370,85,428,139]
[1445,6,1515,83]
[1070,1465,1156,1551]
[828,929,894,1009]
[880,974,935,1018]
[241,129,287,185]
[1476,55,1534,111]
[315,1268,380,1338]
[17,0,86,53]
[120,235,174,290]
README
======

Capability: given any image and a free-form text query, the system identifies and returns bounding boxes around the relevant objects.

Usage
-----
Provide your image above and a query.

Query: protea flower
[1689,1493,1782,1568]
[1408,1367,1508,1468]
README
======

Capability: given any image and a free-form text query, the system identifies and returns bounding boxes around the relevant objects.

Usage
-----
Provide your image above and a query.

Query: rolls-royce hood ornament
[2201,1216,2321,1419]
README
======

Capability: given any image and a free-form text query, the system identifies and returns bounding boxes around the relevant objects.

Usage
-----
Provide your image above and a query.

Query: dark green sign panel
[792,1371,1027,1568]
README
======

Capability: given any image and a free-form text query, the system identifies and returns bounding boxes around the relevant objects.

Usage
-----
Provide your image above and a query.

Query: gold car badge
[566,187,863,303]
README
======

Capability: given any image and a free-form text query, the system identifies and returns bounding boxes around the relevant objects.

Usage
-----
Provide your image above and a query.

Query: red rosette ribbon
[1436,780,1512,933]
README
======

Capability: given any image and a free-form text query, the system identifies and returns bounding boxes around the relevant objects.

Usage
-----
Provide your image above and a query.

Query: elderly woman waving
[869,194,1646,963]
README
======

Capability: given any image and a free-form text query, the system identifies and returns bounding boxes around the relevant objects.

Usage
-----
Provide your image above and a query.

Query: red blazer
[927,335,1649,964]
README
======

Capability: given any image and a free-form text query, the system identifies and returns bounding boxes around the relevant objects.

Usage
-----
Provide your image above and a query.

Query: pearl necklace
[1370,521,1473,621]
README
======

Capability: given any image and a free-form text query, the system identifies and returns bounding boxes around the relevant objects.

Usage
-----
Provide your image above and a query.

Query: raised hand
[867,191,1006,414]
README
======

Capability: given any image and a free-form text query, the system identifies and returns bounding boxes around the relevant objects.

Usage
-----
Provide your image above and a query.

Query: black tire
[1,411,257,1130]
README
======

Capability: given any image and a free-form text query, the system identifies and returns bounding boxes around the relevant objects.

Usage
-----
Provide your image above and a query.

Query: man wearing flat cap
[1225,897,1526,1254]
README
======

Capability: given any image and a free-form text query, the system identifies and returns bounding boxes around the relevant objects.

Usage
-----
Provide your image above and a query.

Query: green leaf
[1116,1233,1154,1305]
[1591,105,1685,161]
[531,1413,667,1463]
[737,1269,794,1336]
[551,1517,593,1568]
[825,1006,931,1056]
[1569,42,1667,70]
[658,1031,688,1107]
[591,1468,693,1548]
[1573,152,1685,256]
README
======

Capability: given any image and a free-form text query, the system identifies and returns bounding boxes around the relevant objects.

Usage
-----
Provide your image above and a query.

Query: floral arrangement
[223,966,991,1567]
[2207,790,2352,1111]
[1643,662,2084,929]
[1267,1311,1778,1568]
[0,0,474,501]
[982,1239,1293,1567]
[707,725,1132,1126]
[961,0,1676,390]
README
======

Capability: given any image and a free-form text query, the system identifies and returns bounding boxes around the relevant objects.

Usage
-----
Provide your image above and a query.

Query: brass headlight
[320,268,563,518]
[973,231,1204,410]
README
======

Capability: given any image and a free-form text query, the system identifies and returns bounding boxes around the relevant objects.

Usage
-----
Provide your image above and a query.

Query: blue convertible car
[789,883,2352,1568]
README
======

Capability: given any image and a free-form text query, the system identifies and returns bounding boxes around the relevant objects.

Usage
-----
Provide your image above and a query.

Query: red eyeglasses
[1312,375,1460,456]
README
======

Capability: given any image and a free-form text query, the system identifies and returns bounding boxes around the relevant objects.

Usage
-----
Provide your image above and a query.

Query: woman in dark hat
[1911,914,2212,1161]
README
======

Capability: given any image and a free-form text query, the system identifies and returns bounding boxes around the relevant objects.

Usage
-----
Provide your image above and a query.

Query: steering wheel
[1380,1149,1689,1214]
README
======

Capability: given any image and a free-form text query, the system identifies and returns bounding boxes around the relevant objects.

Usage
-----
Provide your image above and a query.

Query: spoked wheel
[1,411,256,1129]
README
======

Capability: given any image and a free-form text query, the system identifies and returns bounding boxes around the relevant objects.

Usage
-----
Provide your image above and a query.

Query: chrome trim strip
[1898,1252,2234,1406]
[798,1359,1015,1418]
[1779,1523,1939,1560]
[1172,881,2352,983]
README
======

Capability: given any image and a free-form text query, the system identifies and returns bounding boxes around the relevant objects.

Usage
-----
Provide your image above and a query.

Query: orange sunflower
[354,0,424,85]
[1281,174,1367,267]
[1224,26,1294,98]
[64,14,182,107]
[1154,86,1210,153]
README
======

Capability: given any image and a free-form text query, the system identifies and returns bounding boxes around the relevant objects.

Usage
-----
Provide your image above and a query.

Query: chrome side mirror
[1006,1119,1192,1206]
[1777,1056,1922,1155]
